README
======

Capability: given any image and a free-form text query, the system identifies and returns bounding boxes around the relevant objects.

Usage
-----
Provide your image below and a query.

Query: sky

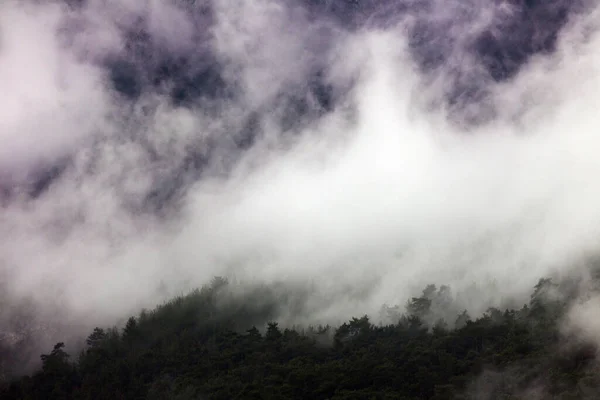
[2,0,600,369]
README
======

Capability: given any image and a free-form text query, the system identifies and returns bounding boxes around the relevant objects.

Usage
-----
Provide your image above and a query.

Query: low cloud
[2,0,600,372]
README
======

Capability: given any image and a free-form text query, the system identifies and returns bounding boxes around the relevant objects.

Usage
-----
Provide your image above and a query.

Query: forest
[1,275,599,400]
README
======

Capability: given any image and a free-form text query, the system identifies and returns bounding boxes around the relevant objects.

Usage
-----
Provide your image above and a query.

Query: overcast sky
[2,0,600,363]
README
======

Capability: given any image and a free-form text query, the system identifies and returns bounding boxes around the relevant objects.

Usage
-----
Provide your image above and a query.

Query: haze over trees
[2,273,600,399]
[3,0,600,398]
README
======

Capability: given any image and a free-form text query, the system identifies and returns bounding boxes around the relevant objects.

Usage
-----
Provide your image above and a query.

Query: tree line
[1,276,598,399]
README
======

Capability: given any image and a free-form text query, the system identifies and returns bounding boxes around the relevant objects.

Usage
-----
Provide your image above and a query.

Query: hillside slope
[2,276,599,400]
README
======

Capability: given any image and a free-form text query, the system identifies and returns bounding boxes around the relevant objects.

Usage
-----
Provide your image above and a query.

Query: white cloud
[2,0,600,365]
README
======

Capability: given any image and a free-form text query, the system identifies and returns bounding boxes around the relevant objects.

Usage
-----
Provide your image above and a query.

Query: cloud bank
[2,0,600,371]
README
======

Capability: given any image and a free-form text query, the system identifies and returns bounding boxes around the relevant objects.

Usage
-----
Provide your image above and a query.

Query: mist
[2,0,600,372]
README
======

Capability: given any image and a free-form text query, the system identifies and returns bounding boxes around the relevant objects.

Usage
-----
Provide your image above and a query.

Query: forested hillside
[2,276,599,400]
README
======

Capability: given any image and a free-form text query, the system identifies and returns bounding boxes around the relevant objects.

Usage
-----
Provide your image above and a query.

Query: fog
[2,0,600,370]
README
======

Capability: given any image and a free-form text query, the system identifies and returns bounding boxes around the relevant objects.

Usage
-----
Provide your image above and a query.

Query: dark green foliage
[1,277,598,399]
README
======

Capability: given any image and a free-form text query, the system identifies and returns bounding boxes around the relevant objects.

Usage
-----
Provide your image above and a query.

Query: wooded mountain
[1,275,599,399]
